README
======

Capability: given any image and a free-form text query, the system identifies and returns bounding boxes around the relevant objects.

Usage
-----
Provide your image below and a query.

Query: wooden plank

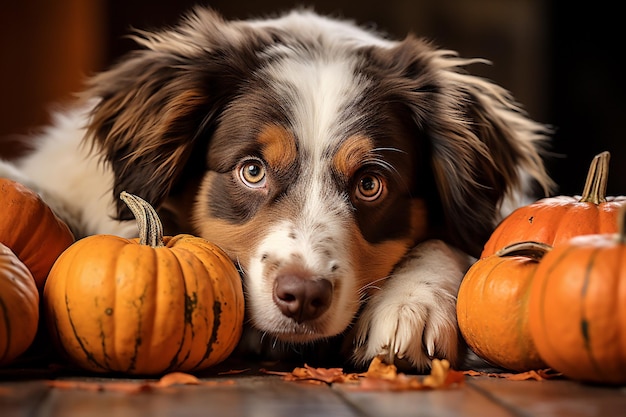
[0,380,50,417]
[468,376,626,417]
[335,383,517,417]
[3,373,626,417]
[33,375,364,417]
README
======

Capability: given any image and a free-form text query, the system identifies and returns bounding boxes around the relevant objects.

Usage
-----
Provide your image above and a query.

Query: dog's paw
[352,284,459,370]
[351,240,470,371]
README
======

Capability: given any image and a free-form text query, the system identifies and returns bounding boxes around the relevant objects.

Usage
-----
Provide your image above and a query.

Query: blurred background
[0,0,623,196]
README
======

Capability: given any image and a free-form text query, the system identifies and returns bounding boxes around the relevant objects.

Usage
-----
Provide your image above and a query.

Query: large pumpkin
[0,242,39,366]
[457,243,548,371]
[0,178,75,291]
[528,204,626,384]
[482,152,624,257]
[44,192,244,375]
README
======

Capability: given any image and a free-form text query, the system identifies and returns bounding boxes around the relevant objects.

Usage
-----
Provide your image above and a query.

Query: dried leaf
[354,359,464,391]
[463,370,483,377]
[275,364,359,384]
[362,356,398,380]
[422,359,450,388]
[463,368,562,381]
[272,357,464,391]
[154,372,201,387]
[46,372,236,393]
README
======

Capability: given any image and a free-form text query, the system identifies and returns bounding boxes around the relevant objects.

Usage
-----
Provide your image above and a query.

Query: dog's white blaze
[247,173,359,339]
[265,52,368,160]
[243,54,370,339]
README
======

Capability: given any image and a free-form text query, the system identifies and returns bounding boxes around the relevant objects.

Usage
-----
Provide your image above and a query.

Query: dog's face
[84,8,551,343]
[192,84,430,341]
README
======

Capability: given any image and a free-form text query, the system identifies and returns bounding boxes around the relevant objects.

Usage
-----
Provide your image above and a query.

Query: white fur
[1,106,135,239]
[354,240,473,369]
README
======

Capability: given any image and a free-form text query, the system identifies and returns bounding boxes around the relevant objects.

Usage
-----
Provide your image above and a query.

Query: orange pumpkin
[44,192,244,375]
[0,178,75,291]
[528,203,626,384]
[457,242,549,371]
[0,242,39,366]
[482,152,624,257]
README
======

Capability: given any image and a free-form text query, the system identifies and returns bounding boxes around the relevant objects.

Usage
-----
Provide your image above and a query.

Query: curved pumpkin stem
[579,151,610,204]
[495,241,553,261]
[120,192,165,248]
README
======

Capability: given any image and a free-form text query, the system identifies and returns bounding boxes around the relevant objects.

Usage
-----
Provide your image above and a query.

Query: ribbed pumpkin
[44,192,244,375]
[528,204,626,384]
[482,152,624,257]
[0,178,75,291]
[457,243,549,371]
[0,242,39,366]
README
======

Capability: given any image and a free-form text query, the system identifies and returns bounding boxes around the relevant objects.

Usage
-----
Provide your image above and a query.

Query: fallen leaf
[362,356,398,380]
[46,372,236,393]
[269,364,359,384]
[154,372,201,387]
[422,359,450,388]
[272,357,464,391]
[354,359,464,391]
[463,368,562,381]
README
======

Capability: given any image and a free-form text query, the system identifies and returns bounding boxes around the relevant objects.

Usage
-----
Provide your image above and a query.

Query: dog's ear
[385,36,553,256]
[82,8,260,220]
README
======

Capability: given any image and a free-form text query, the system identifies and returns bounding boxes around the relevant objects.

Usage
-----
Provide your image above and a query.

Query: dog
[0,6,552,371]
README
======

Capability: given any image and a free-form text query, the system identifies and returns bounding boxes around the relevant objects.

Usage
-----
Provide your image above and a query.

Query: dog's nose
[273,275,333,323]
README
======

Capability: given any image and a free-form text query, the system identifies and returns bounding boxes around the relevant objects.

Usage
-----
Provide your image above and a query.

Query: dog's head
[83,7,551,342]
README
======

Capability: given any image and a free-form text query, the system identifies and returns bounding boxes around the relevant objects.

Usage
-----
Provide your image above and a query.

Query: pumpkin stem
[579,151,610,204]
[120,192,165,248]
[495,241,553,261]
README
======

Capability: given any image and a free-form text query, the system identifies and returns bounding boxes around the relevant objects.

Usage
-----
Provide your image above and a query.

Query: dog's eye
[355,174,385,202]
[239,160,267,188]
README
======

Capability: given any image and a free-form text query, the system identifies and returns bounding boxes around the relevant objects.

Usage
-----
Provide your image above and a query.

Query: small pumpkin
[482,151,624,257]
[0,242,39,366]
[44,192,244,375]
[0,178,75,291]
[457,242,549,371]
[528,203,626,384]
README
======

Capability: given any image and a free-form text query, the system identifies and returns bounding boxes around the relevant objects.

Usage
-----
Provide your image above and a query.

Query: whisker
[371,146,407,155]
[357,274,392,295]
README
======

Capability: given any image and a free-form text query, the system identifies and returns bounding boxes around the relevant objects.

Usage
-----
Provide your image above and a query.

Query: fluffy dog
[0,7,552,370]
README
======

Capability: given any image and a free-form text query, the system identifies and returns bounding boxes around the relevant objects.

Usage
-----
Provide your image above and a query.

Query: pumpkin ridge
[97,311,113,369]
[126,282,149,373]
[580,248,609,381]
[166,257,197,372]
[534,246,575,367]
[516,264,536,359]
[64,292,107,371]
[191,300,222,371]
[99,246,119,371]
[0,298,11,363]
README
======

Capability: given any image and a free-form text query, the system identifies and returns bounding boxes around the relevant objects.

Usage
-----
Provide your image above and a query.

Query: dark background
[1,0,623,197]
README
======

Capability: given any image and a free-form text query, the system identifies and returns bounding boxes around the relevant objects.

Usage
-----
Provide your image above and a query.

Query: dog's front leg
[352,239,473,371]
